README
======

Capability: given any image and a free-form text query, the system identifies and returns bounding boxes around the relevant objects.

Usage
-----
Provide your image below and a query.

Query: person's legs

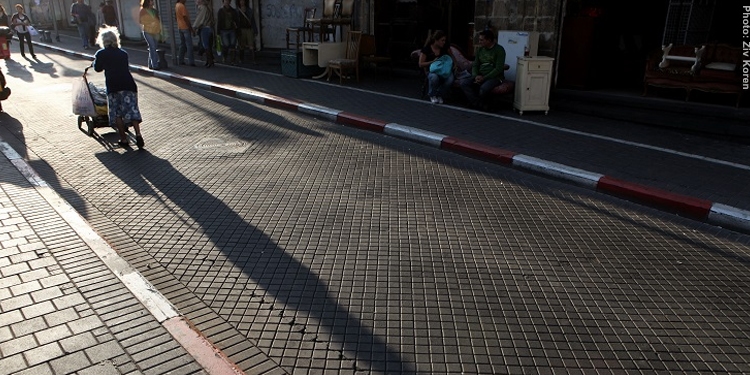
[184,30,194,65]
[17,33,26,55]
[437,73,455,101]
[25,33,35,57]
[477,78,501,109]
[177,30,187,64]
[427,72,440,98]
[77,22,89,48]
[228,30,237,63]
[143,32,159,69]
[115,117,127,145]
[459,76,479,107]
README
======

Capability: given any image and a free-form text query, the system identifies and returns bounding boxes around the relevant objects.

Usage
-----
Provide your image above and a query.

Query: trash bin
[42,30,52,43]
[156,49,168,69]
[0,35,10,60]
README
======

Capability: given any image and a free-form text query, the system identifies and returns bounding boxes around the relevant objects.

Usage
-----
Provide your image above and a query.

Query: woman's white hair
[96,26,120,49]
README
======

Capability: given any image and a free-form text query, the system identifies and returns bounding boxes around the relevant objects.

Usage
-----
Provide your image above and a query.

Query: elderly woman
[93,26,145,148]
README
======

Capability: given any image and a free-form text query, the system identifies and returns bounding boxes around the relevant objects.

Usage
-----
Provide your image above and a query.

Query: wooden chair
[286,8,316,50]
[327,30,363,84]
[360,34,392,79]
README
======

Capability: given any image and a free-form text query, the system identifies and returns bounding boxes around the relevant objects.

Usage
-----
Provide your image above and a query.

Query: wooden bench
[412,44,515,107]
[643,43,743,107]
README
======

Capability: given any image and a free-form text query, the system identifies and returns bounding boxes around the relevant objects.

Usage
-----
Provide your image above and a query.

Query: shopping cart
[73,66,111,137]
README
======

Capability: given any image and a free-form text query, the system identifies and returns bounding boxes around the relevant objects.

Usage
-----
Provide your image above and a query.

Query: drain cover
[193,138,250,153]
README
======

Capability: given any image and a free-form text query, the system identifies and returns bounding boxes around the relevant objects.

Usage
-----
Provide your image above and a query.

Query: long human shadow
[96,150,412,374]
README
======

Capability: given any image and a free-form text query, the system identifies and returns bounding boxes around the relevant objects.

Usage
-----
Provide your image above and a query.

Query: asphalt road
[2,48,749,374]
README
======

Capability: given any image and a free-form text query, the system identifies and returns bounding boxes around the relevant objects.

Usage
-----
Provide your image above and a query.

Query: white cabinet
[513,56,554,115]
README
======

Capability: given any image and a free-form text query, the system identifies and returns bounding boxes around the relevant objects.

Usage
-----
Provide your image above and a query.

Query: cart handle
[83,66,92,76]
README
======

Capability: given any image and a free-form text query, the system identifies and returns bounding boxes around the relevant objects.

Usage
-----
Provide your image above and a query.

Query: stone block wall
[473,0,562,57]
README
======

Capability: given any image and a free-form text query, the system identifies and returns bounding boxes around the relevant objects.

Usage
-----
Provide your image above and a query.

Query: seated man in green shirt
[459,29,506,111]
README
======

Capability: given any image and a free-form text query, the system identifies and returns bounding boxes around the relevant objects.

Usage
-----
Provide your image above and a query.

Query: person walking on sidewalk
[192,0,214,68]
[92,26,145,148]
[11,4,36,58]
[139,0,162,70]
[175,0,195,66]
[0,5,10,28]
[70,0,93,49]
[459,29,505,111]
[216,0,238,64]
[235,0,256,64]
[102,0,117,27]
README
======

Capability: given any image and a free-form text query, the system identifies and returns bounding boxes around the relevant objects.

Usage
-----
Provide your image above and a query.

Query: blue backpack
[429,55,454,79]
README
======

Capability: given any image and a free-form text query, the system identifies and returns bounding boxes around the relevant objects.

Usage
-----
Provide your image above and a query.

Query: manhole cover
[193,138,251,153]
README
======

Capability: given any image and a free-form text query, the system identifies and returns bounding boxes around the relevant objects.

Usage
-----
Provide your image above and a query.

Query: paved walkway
[34,32,750,232]
[0,31,749,375]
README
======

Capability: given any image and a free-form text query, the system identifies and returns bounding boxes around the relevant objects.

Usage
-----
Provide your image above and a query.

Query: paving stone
[35,323,73,345]
[67,315,105,335]
[85,340,126,364]
[52,292,86,310]
[60,332,98,353]
[0,353,26,375]
[0,334,37,356]
[49,350,91,374]
[14,363,54,375]
[23,342,64,366]
[10,315,47,336]
[43,307,79,326]
[30,285,63,303]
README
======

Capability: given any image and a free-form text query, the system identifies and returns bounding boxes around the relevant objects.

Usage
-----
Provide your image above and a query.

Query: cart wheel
[77,116,85,131]
[86,118,94,136]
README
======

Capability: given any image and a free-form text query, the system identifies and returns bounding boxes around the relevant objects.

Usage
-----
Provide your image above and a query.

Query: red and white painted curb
[0,138,246,375]
[43,43,750,235]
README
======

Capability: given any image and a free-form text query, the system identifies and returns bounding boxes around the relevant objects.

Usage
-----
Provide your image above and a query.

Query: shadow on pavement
[96,150,414,374]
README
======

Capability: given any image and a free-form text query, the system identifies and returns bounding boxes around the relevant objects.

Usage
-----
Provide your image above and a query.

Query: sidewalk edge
[0,137,248,375]
[36,42,750,235]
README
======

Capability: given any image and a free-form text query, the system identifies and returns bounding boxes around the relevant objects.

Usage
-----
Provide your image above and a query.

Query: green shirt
[472,44,506,81]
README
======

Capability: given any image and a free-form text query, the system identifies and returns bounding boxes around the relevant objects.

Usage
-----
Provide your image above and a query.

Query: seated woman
[417,30,455,104]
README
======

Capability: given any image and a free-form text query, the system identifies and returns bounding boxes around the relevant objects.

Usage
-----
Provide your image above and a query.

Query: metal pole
[49,0,59,41]
[165,0,177,65]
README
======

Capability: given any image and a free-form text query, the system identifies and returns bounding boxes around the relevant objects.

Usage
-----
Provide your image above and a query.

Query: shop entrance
[557,0,737,90]
[372,0,475,65]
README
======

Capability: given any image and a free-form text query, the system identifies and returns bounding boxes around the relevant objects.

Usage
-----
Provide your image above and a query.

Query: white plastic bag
[72,76,97,116]
[27,26,38,36]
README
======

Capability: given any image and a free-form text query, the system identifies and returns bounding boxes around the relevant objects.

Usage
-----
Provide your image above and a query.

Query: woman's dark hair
[424,30,447,47]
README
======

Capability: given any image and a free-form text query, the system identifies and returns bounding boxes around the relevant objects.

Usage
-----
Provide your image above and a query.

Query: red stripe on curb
[265,96,303,110]
[163,317,245,375]
[597,176,712,219]
[440,137,515,164]
[336,112,387,132]
[211,86,238,97]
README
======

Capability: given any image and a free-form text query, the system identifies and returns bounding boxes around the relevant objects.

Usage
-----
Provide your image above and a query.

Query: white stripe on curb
[0,138,246,375]
[39,43,750,236]
[384,123,447,147]
[298,103,342,121]
[236,90,267,104]
[708,203,750,233]
[512,155,603,189]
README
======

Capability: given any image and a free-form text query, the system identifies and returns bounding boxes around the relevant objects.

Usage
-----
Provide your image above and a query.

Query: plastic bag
[27,26,39,36]
[72,76,97,116]
[215,34,222,56]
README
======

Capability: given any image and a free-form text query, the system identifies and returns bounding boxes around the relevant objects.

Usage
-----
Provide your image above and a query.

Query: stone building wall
[474,0,563,57]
